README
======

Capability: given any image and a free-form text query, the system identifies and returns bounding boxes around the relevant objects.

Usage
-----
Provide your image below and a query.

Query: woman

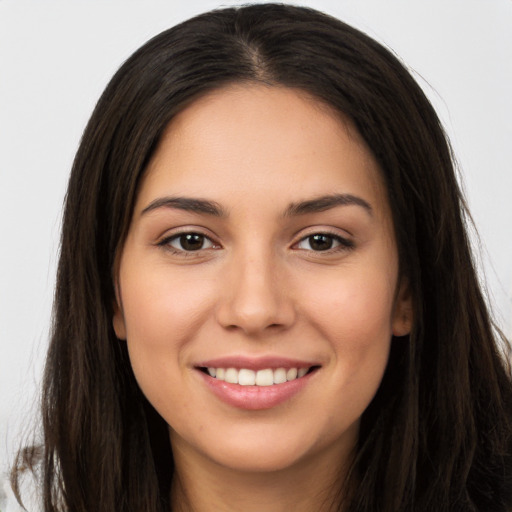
[11,3,512,511]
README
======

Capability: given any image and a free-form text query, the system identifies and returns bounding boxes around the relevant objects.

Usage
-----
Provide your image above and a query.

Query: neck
[170,440,353,512]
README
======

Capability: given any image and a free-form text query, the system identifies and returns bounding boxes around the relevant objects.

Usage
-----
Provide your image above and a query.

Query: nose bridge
[216,240,294,334]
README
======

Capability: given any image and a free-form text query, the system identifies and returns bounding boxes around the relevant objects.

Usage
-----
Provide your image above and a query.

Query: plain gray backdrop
[1,0,511,481]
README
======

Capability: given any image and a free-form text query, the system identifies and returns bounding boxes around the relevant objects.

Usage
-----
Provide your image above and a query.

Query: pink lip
[194,356,320,410]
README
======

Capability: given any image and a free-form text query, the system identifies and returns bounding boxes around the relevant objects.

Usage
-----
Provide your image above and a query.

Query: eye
[296,233,353,252]
[162,232,216,252]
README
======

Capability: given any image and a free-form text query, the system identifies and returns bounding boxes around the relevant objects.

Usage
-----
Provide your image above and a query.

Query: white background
[1,0,511,485]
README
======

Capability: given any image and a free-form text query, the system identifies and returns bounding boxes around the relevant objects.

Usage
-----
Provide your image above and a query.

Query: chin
[207,445,312,474]
[170,418,359,476]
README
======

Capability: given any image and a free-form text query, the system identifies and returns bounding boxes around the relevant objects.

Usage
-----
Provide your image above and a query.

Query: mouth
[195,360,321,410]
[198,365,320,386]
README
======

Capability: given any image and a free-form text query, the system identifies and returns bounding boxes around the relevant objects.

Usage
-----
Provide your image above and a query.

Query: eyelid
[155,226,221,253]
[154,225,354,255]
[168,233,215,251]
[291,228,355,252]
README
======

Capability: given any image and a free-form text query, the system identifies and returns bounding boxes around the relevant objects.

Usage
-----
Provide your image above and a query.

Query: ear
[391,278,413,337]
[112,285,127,340]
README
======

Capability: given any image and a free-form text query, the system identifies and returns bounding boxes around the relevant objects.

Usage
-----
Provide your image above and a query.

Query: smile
[196,360,320,410]
[203,366,312,386]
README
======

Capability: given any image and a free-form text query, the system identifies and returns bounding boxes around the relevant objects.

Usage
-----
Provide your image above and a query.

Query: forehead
[137,84,389,220]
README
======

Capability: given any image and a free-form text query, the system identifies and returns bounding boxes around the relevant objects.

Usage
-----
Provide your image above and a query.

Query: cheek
[301,264,396,342]
[118,265,218,401]
[121,266,216,344]
[119,272,212,423]
[298,263,395,396]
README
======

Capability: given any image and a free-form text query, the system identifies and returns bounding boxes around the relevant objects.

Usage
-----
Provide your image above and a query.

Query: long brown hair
[12,4,512,511]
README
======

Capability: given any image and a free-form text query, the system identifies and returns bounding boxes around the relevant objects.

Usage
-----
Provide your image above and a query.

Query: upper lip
[195,355,321,371]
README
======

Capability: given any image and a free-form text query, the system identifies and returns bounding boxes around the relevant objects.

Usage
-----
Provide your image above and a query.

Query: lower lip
[198,370,314,410]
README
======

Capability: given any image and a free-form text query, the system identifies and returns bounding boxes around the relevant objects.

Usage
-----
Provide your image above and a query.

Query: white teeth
[286,367,298,380]
[298,367,308,378]
[255,369,274,386]
[273,367,287,384]
[238,369,256,386]
[225,368,238,384]
[206,366,312,385]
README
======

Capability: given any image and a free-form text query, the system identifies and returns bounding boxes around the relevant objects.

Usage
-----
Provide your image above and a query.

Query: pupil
[310,234,333,251]
[180,234,204,251]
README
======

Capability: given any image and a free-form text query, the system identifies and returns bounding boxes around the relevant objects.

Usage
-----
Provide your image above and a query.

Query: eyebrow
[140,193,372,218]
[284,193,373,217]
[141,197,226,217]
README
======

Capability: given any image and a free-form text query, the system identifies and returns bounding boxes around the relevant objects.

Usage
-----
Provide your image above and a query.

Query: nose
[215,247,296,336]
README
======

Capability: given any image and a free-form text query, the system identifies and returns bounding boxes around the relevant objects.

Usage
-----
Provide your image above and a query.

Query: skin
[113,84,412,512]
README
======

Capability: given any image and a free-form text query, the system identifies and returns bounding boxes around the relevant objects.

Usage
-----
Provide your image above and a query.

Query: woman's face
[114,84,412,475]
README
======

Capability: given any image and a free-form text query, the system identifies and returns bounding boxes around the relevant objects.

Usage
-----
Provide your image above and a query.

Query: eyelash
[156,230,354,255]
[294,232,354,253]
[157,232,218,255]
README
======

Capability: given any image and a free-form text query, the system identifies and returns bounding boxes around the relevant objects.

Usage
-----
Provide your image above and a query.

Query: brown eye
[296,233,353,252]
[307,234,334,251]
[166,233,215,252]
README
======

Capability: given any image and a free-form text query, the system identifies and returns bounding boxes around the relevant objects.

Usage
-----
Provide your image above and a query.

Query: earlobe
[392,278,413,337]
[113,303,127,340]
[112,285,127,340]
